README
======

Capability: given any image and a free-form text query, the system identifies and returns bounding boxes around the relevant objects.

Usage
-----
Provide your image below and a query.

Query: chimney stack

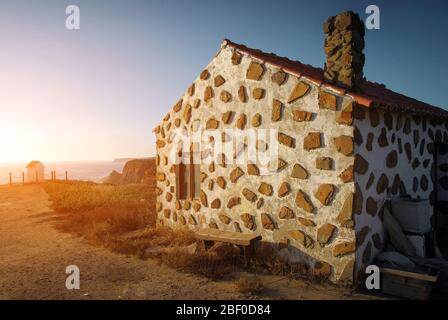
[323,11,365,92]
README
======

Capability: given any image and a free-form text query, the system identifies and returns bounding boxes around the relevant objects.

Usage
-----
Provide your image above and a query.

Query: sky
[0,0,447,162]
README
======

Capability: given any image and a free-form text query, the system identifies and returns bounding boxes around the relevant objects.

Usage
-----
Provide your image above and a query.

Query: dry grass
[157,244,244,280]
[42,181,157,246]
[235,276,265,295]
[42,181,228,279]
[42,181,312,283]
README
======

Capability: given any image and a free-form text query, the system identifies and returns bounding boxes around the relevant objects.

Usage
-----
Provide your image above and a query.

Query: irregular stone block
[366,197,377,216]
[376,174,389,194]
[271,99,283,121]
[278,182,290,197]
[219,214,231,225]
[317,224,337,245]
[333,241,355,257]
[334,135,354,156]
[246,62,265,80]
[318,90,337,110]
[288,230,314,248]
[252,113,261,127]
[230,167,244,183]
[258,182,273,196]
[386,150,398,168]
[278,132,295,148]
[234,222,242,232]
[279,206,294,219]
[369,108,380,127]
[214,75,225,87]
[247,164,260,175]
[292,110,313,122]
[211,198,221,209]
[277,159,288,172]
[209,222,219,229]
[192,98,201,108]
[236,114,247,130]
[240,213,255,230]
[220,90,232,103]
[337,103,353,125]
[183,104,192,124]
[291,163,308,179]
[295,190,314,213]
[188,214,197,226]
[188,83,195,96]
[173,99,183,112]
[252,88,265,100]
[222,111,234,124]
[261,213,275,230]
[315,184,335,206]
[193,202,201,212]
[288,81,310,103]
[179,215,186,225]
[227,197,241,209]
[337,193,354,228]
[378,128,388,147]
[354,154,368,175]
[216,176,226,189]
[356,225,371,246]
[200,191,208,207]
[206,118,219,129]
[242,188,257,202]
[338,259,355,283]
[204,86,214,102]
[304,132,322,150]
[200,69,210,80]
[316,157,333,170]
[298,217,315,227]
[256,198,264,209]
[272,69,288,85]
[238,85,247,102]
[231,51,242,65]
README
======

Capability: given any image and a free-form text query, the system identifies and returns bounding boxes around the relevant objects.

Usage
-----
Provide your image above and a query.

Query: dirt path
[0,185,371,300]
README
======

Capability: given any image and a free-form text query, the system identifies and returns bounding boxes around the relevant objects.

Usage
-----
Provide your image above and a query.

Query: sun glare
[0,122,31,163]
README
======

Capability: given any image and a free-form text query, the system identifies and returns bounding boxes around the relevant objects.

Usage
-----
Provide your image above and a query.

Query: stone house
[154,11,448,285]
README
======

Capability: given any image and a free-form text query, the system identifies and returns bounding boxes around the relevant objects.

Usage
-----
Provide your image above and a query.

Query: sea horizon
[0,161,128,185]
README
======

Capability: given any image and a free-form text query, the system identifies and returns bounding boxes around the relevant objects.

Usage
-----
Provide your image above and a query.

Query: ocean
[0,161,126,185]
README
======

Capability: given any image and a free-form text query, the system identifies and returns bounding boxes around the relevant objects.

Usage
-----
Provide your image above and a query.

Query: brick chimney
[323,11,365,92]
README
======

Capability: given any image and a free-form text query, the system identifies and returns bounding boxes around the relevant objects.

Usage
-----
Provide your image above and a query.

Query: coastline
[0,161,126,185]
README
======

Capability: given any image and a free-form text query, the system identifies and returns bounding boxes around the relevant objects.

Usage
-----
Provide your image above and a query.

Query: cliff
[121,158,156,185]
[103,158,156,185]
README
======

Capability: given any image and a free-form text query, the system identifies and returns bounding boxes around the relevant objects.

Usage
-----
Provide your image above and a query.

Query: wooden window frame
[175,152,200,201]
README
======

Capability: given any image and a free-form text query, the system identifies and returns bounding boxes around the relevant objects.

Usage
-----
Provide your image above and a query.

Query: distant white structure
[26,161,45,183]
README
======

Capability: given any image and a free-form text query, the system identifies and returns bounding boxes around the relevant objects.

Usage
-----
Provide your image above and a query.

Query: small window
[175,152,200,200]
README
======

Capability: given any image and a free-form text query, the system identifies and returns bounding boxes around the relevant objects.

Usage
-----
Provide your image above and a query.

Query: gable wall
[353,106,448,278]
[155,44,360,283]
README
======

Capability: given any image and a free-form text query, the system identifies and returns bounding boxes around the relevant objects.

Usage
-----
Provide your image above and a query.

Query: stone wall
[154,42,357,284]
[353,106,448,279]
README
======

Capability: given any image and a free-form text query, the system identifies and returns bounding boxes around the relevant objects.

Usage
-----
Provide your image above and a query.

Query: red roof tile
[224,39,448,118]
